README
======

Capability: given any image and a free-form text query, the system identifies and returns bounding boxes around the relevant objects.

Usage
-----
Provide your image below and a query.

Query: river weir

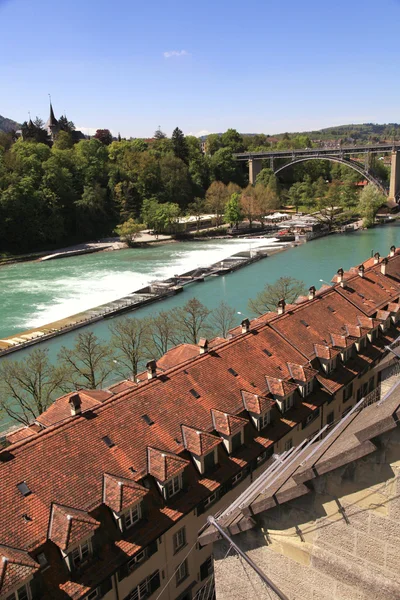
[0,238,290,356]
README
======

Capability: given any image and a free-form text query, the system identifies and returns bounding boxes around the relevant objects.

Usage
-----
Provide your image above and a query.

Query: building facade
[1,248,400,600]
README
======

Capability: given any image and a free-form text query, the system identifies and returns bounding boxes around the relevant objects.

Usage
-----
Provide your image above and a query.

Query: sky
[1,0,400,138]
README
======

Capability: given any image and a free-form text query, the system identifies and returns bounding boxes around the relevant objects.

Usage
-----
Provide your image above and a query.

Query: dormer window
[323,358,337,374]
[70,540,92,569]
[340,346,353,363]
[368,328,378,342]
[5,584,32,600]
[356,336,367,351]
[164,474,183,499]
[258,411,271,429]
[124,502,142,529]
[231,431,243,452]
[276,394,294,414]
[204,449,217,472]
[299,379,314,397]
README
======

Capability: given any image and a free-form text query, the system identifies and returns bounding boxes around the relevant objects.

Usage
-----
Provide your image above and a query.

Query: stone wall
[214,426,400,600]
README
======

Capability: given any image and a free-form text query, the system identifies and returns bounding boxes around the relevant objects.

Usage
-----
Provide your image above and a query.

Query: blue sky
[1,0,400,138]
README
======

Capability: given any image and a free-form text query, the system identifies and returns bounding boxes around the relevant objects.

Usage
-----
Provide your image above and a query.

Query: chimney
[241,318,250,334]
[277,298,286,315]
[146,360,157,380]
[198,338,208,354]
[381,257,388,275]
[374,252,380,264]
[308,286,316,300]
[337,268,344,286]
[358,264,365,278]
[69,393,82,416]
[390,245,396,257]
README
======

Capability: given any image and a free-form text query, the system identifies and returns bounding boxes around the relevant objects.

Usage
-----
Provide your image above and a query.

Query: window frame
[203,492,217,508]
[6,584,31,600]
[200,555,214,581]
[70,540,92,569]
[173,527,186,554]
[343,382,353,402]
[300,379,313,397]
[125,502,142,529]
[232,471,243,486]
[165,474,182,499]
[203,449,216,472]
[258,411,271,429]
[176,558,189,586]
[284,438,293,452]
[85,589,99,600]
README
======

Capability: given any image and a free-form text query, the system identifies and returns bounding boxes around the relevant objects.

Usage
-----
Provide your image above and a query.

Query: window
[231,431,242,452]
[256,450,268,464]
[356,382,368,402]
[343,382,353,403]
[85,590,99,600]
[165,474,182,499]
[258,411,271,430]
[125,502,141,528]
[203,492,217,508]
[342,406,353,418]
[70,541,91,569]
[200,556,214,581]
[6,585,31,600]
[204,450,216,472]
[128,550,147,571]
[324,358,337,374]
[368,376,375,393]
[279,394,294,413]
[284,439,293,452]
[126,571,160,600]
[326,411,334,426]
[369,328,378,342]
[300,380,313,397]
[176,559,188,585]
[358,337,367,351]
[36,552,49,570]
[302,408,320,429]
[173,527,186,554]
[232,471,243,486]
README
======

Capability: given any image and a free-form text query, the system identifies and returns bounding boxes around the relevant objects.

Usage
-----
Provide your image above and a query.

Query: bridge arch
[273,155,387,194]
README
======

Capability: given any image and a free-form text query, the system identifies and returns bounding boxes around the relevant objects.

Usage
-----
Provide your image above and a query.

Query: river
[0,224,399,432]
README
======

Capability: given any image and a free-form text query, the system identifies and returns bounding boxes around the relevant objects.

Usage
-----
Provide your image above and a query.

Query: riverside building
[1,247,400,600]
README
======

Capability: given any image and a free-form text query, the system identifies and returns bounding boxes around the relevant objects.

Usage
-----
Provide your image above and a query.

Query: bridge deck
[234,144,399,160]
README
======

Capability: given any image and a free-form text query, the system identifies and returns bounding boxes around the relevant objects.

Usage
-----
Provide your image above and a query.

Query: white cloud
[187,129,211,137]
[163,50,190,58]
[76,126,98,136]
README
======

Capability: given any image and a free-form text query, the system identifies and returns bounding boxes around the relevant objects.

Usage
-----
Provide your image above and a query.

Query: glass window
[284,438,293,452]
[125,502,141,528]
[6,586,31,600]
[173,527,186,553]
[368,376,375,393]
[327,411,334,426]
[259,411,271,429]
[200,556,214,581]
[85,590,99,600]
[204,450,216,472]
[176,559,188,585]
[165,475,182,498]
[71,541,91,568]
[343,382,353,402]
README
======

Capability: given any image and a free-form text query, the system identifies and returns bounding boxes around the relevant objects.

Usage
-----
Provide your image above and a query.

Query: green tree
[205,134,221,155]
[115,218,144,245]
[171,127,189,163]
[154,126,167,140]
[221,128,244,153]
[316,181,344,230]
[58,115,75,133]
[358,184,385,227]
[0,349,67,425]
[248,277,307,315]
[224,192,243,227]
[159,154,191,206]
[187,197,206,232]
[210,148,240,184]
[58,331,115,389]
[205,181,228,225]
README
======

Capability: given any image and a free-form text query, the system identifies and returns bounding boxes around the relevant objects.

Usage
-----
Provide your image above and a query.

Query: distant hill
[0,115,21,133]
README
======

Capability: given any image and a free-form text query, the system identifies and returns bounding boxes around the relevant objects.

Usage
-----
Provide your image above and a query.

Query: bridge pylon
[249,159,262,184]
[388,151,400,206]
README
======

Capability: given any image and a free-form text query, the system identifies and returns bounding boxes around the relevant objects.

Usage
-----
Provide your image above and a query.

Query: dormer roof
[265,377,298,397]
[241,390,274,415]
[329,333,350,349]
[387,302,400,314]
[147,448,189,483]
[181,425,221,456]
[286,363,318,383]
[103,473,148,513]
[210,409,248,436]
[0,545,39,597]
[313,344,341,360]
[376,310,391,321]
[344,323,366,339]
[48,504,100,551]
[357,315,379,329]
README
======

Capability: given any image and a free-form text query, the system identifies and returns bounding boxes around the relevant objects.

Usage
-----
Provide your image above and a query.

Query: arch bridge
[234,144,400,204]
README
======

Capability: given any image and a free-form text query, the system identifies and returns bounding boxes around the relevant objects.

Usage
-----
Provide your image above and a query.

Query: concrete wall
[214,426,400,600]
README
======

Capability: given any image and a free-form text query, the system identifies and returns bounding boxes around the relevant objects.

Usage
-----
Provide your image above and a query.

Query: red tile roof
[36,390,113,428]
[6,424,42,444]
[108,380,137,394]
[314,344,342,360]
[241,391,274,415]
[103,473,148,512]
[181,425,222,455]
[156,344,199,370]
[265,377,298,397]
[286,363,318,383]
[147,447,189,482]
[49,505,100,551]
[0,545,39,596]
[210,409,248,436]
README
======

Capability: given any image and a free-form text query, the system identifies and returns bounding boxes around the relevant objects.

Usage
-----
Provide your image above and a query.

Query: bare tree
[248,277,307,315]
[175,298,211,344]
[147,310,177,357]
[205,181,229,226]
[0,349,66,425]
[110,317,151,380]
[209,301,236,338]
[58,331,115,389]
